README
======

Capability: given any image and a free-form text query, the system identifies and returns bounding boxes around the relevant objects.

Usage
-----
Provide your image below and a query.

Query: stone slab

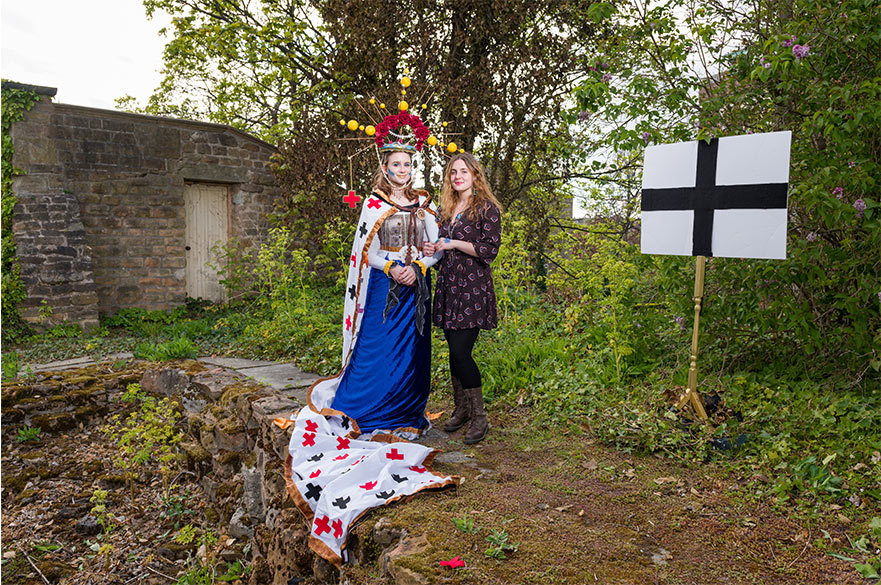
[236,364,320,392]
[29,352,133,373]
[197,357,279,370]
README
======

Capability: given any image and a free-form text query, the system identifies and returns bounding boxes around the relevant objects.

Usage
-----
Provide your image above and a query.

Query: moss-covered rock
[30,411,76,432]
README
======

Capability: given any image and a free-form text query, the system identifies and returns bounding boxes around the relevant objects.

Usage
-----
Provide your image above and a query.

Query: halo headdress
[337,70,465,206]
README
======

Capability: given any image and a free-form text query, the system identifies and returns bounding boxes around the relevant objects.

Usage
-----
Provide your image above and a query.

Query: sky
[1,0,170,110]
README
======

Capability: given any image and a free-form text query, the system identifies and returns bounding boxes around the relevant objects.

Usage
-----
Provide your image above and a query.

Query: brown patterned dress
[432,203,502,330]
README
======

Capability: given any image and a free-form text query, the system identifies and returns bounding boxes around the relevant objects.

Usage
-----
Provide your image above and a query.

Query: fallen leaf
[690,487,701,497]
[582,460,598,471]
[653,476,677,485]
[440,555,465,569]
[554,505,573,513]
[273,418,295,430]
[427,411,445,421]
[578,509,585,517]
[837,513,851,525]
[624,468,636,479]
[741,518,757,528]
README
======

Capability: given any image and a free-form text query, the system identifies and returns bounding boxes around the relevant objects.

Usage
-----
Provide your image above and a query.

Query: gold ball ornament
[398,101,409,111]
[401,89,407,96]
[359,125,364,131]
[427,135,438,146]
[365,125,376,136]
[421,104,427,109]
[380,103,386,109]
[459,148,465,153]
[401,76,411,88]
[347,120,359,131]
[442,122,448,127]
[339,119,346,125]
[447,142,458,153]
[369,98,375,104]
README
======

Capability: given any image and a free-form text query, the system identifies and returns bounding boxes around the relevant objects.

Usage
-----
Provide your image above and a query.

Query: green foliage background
[1,84,40,342]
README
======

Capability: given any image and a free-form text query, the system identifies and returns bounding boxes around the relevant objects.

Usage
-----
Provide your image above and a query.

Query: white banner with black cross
[640,131,792,259]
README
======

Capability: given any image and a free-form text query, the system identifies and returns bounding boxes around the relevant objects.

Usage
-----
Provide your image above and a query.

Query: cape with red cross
[338,190,433,367]
[284,406,459,567]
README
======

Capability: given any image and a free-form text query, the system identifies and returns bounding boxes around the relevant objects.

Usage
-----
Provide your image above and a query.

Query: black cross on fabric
[348,285,356,300]
[391,474,408,483]
[304,483,322,502]
[640,138,788,257]
[332,496,351,509]
[359,222,368,238]
[375,490,396,500]
[308,453,323,462]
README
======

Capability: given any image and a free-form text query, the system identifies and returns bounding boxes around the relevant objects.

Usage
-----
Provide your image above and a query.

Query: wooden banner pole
[678,255,709,420]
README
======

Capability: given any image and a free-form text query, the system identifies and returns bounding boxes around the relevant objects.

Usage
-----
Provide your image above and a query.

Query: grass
[4,284,879,525]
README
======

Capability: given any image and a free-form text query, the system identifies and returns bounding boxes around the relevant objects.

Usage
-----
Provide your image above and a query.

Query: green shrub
[134,337,198,361]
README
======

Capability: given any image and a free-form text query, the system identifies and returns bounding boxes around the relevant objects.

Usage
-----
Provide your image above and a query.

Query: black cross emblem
[332,496,351,509]
[391,474,408,483]
[348,285,356,300]
[641,138,788,257]
[375,490,396,500]
[359,222,368,238]
[308,453,323,462]
[340,416,350,429]
[304,483,322,502]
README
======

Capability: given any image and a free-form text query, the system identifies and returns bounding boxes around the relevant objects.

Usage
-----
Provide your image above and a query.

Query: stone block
[213,449,241,478]
[140,368,189,397]
[228,507,254,539]
[265,511,311,585]
[382,534,431,583]
[242,463,265,522]
[215,416,249,452]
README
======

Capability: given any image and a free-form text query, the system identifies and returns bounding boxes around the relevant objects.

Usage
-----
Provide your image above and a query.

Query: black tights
[444,328,481,388]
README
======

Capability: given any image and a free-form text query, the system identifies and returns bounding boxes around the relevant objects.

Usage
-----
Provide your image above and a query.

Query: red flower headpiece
[374,111,431,152]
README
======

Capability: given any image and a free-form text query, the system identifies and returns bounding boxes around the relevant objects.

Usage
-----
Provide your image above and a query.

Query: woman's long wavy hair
[371,151,419,202]
[439,152,502,223]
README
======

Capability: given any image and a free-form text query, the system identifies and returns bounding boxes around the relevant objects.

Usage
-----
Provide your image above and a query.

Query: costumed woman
[424,152,503,444]
[324,143,441,436]
[284,96,458,568]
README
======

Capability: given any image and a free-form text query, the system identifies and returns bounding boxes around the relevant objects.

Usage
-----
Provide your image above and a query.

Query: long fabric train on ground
[283,408,458,565]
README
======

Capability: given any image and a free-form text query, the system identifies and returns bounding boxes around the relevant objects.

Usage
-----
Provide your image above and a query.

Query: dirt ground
[1,366,870,585]
[344,403,868,585]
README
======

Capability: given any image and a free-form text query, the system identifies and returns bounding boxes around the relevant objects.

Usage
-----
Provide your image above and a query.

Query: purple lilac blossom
[854,199,866,218]
[806,232,817,242]
[601,73,612,83]
[782,35,796,48]
[792,44,810,59]
[641,131,651,144]
[848,161,857,168]
[833,186,844,199]
[577,110,592,122]
[675,316,686,331]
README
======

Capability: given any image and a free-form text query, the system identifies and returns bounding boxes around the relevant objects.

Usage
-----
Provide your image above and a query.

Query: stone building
[6,82,279,330]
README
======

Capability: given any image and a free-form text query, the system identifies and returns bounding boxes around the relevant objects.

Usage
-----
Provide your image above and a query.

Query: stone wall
[8,85,280,326]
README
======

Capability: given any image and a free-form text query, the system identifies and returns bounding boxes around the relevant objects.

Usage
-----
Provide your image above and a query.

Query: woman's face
[448,159,474,195]
[384,152,413,186]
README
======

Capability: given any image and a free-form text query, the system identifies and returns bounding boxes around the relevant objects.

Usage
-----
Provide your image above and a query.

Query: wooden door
[185,183,228,302]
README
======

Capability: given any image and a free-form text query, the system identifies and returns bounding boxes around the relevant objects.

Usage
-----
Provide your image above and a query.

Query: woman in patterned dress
[423,153,502,444]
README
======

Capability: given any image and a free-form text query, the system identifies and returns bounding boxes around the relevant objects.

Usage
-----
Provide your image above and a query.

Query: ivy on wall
[2,83,41,341]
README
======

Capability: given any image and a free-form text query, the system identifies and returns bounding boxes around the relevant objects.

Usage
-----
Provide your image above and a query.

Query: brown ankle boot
[443,377,471,432]
[463,387,488,444]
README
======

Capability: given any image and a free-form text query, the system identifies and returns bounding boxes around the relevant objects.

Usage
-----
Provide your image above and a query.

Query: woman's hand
[390,264,416,286]
[423,241,437,255]
[433,238,456,252]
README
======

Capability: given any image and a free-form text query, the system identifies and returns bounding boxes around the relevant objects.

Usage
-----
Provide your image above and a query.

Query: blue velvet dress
[330,269,432,434]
